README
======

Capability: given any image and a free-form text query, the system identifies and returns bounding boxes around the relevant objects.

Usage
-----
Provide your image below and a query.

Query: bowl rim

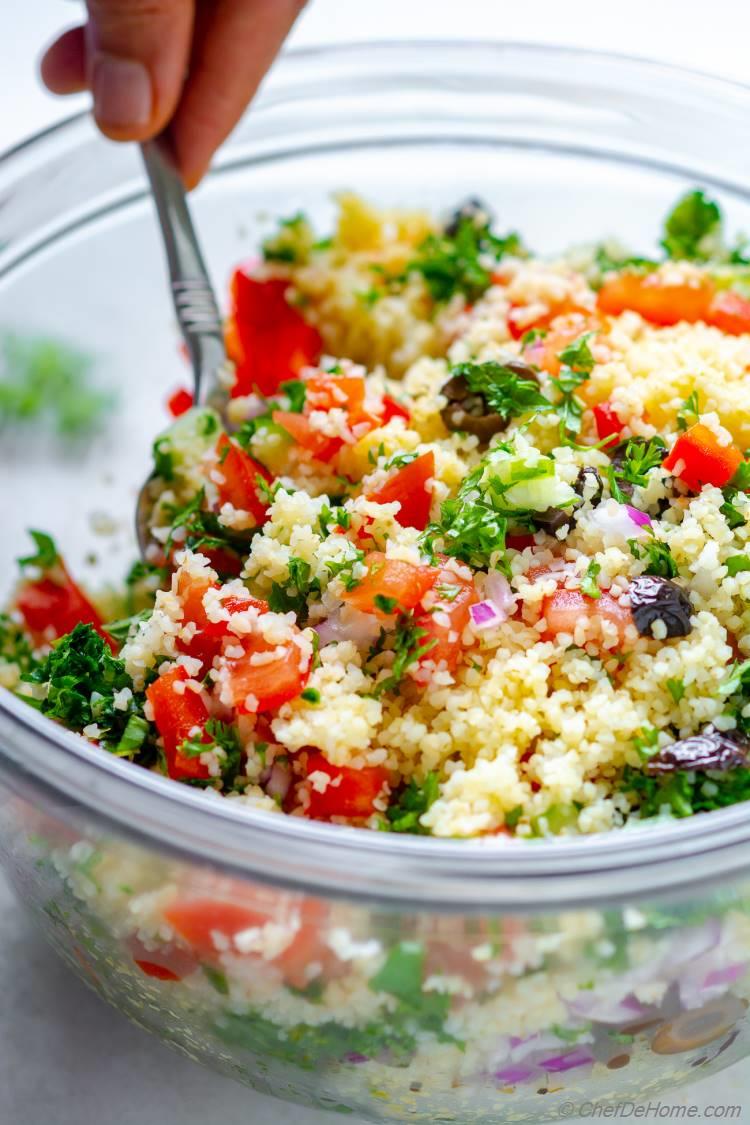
[3,38,750,909]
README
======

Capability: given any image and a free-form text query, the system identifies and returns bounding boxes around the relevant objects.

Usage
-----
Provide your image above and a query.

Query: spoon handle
[141,138,227,411]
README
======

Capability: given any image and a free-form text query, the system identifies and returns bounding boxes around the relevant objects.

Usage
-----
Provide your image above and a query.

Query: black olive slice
[646,726,749,775]
[629,575,693,638]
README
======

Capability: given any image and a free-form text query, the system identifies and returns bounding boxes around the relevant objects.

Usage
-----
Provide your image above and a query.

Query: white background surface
[4,1,750,1122]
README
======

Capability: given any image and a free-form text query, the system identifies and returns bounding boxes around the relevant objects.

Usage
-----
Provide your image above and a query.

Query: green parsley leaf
[202,964,229,995]
[280,380,306,414]
[0,334,113,438]
[666,678,685,704]
[580,560,602,600]
[105,608,152,646]
[373,594,399,615]
[677,389,700,433]
[268,557,321,620]
[0,613,38,676]
[370,617,437,698]
[549,333,595,436]
[301,688,321,704]
[113,713,150,758]
[611,436,668,489]
[262,211,314,264]
[628,532,678,579]
[661,190,722,261]
[179,718,241,781]
[164,488,253,569]
[633,726,660,760]
[409,217,523,303]
[451,361,552,420]
[384,772,439,834]
[325,544,366,591]
[726,555,750,577]
[18,530,59,571]
[152,435,175,481]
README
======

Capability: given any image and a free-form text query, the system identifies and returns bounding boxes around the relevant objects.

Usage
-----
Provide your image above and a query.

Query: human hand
[40,0,308,188]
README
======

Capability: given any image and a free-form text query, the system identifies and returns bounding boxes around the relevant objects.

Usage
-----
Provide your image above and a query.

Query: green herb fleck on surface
[383,772,439,834]
[580,560,602,600]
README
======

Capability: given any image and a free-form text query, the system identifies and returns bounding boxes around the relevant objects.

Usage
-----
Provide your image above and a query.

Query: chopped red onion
[625,504,652,528]
[587,501,650,541]
[313,606,382,648]
[470,600,505,630]
[494,1064,536,1084]
[485,570,516,614]
[265,760,291,803]
[538,1047,595,1073]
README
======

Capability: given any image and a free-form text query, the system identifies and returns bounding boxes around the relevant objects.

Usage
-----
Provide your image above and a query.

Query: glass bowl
[3,41,750,1123]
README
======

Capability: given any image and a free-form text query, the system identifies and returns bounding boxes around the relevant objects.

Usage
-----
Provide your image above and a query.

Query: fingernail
[92,53,152,128]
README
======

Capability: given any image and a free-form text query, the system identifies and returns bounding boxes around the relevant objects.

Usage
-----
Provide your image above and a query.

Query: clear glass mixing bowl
[3,42,750,1123]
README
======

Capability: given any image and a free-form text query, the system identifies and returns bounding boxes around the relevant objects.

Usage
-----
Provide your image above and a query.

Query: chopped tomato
[342,552,438,617]
[506,532,536,551]
[272,410,343,463]
[305,374,367,417]
[521,312,595,375]
[305,751,389,820]
[663,422,742,491]
[414,566,477,674]
[229,272,322,397]
[214,433,271,526]
[16,563,113,650]
[707,289,750,336]
[381,395,411,424]
[597,271,714,327]
[145,666,212,781]
[134,959,181,981]
[508,298,593,342]
[542,584,632,645]
[224,635,310,714]
[167,386,194,418]
[176,572,267,670]
[592,401,624,445]
[368,451,435,531]
[165,896,333,989]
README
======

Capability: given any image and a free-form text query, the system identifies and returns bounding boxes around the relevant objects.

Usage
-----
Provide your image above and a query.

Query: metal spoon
[135,136,227,558]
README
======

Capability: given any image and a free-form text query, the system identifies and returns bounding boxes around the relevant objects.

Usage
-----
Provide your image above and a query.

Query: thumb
[85,0,194,140]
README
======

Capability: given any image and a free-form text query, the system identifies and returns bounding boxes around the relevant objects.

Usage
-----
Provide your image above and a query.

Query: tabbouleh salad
[6,189,750,839]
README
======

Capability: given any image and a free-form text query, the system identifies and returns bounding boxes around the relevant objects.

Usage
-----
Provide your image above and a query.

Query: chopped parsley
[164,488,254,567]
[325,544,366,591]
[609,436,667,495]
[0,614,37,676]
[179,719,241,780]
[580,560,601,599]
[152,435,175,480]
[628,531,678,579]
[622,763,750,819]
[262,211,314,264]
[726,555,750,577]
[105,608,152,646]
[373,594,399,615]
[549,333,595,436]
[450,361,551,420]
[369,942,457,1044]
[18,530,59,572]
[409,216,523,303]
[23,624,147,753]
[370,617,436,698]
[383,772,439,834]
[677,389,700,433]
[661,190,722,262]
[633,726,660,761]
[268,557,321,620]
[666,677,685,704]
[280,379,306,414]
[300,688,321,705]
[0,334,113,438]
